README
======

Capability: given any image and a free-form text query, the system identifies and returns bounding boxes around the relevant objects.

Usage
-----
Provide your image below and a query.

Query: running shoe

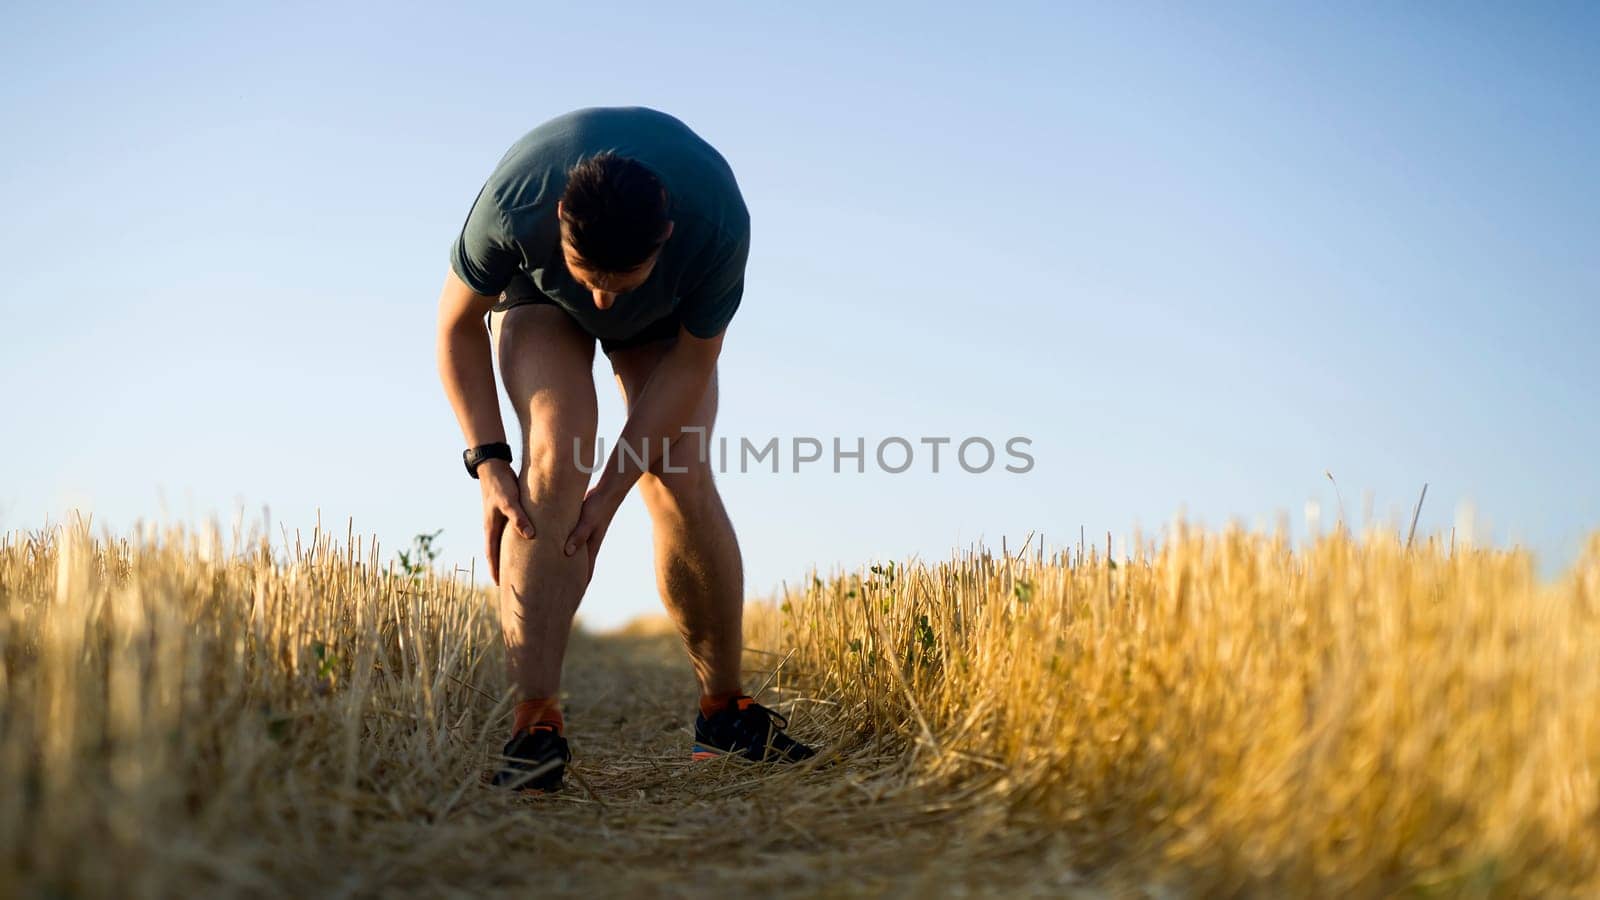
[692,696,816,762]
[489,723,570,792]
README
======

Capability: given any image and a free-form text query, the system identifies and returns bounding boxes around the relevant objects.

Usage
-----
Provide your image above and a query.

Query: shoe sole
[691,743,816,764]
[483,765,565,793]
[489,777,563,794]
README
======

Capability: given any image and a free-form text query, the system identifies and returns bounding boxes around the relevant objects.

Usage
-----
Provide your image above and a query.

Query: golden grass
[3,514,1597,896]
[0,516,1041,898]
[1,515,512,894]
[750,525,1600,895]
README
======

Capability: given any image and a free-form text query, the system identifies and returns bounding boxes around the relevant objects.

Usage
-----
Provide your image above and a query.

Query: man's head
[557,152,675,309]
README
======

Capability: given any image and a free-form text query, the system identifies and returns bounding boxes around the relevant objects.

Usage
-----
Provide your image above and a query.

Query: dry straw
[2,513,1598,896]
[746,523,1600,896]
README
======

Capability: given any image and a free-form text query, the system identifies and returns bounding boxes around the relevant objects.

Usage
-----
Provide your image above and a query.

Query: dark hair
[558,152,669,272]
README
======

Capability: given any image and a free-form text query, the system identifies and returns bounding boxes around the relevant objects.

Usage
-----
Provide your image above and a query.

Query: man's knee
[520,431,591,528]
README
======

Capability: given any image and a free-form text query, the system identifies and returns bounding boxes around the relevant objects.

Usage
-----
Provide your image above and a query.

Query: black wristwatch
[463,442,513,479]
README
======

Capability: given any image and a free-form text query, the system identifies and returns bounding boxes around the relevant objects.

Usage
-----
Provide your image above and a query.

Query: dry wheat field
[1,514,1597,898]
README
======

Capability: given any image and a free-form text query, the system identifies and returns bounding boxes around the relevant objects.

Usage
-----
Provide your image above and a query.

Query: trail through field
[412,623,1090,899]
[15,526,1584,896]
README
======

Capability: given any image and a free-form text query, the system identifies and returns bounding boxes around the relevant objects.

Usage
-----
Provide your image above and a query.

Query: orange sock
[512,697,563,736]
[699,690,746,718]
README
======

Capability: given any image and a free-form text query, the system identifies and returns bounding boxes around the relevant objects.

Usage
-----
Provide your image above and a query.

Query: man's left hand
[566,480,625,581]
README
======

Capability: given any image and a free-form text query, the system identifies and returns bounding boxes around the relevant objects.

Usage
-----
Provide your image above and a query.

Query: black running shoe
[693,696,816,762]
[490,723,570,792]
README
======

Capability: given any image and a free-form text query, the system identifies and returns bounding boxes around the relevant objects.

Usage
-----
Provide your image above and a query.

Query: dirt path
[393,624,1094,899]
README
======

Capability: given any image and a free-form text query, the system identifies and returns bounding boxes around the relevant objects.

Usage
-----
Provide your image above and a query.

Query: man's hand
[480,460,535,585]
[565,480,625,582]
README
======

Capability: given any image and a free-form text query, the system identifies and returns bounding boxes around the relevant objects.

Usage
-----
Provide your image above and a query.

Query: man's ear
[661,220,675,241]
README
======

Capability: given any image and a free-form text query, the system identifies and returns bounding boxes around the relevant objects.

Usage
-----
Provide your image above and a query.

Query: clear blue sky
[3,2,1596,627]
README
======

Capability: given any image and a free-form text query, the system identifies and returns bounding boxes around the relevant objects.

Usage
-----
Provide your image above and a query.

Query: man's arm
[436,269,534,581]
[562,222,744,562]
[436,269,506,448]
[563,326,723,557]
[440,176,519,447]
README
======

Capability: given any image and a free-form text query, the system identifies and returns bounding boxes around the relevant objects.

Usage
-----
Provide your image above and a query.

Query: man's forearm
[437,319,508,448]
[596,342,715,496]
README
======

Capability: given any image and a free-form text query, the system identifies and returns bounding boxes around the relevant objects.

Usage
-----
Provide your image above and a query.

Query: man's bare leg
[608,343,743,696]
[489,305,598,701]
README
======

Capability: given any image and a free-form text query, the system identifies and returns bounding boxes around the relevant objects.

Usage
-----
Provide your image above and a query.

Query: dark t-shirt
[450,107,750,341]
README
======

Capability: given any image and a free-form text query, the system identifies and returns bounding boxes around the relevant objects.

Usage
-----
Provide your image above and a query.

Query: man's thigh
[489,305,599,497]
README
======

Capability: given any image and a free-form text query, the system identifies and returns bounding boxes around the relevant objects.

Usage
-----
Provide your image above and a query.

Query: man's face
[560,244,660,311]
[557,202,674,310]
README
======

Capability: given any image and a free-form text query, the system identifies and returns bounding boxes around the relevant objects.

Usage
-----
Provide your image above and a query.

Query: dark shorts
[488,273,681,356]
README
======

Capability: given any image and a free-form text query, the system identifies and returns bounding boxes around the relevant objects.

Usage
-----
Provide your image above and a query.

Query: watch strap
[463,442,513,479]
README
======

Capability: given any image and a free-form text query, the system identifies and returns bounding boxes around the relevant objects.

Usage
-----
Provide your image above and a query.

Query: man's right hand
[479,459,535,585]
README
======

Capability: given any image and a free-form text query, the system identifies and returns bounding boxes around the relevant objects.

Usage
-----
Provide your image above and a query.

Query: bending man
[435,106,814,793]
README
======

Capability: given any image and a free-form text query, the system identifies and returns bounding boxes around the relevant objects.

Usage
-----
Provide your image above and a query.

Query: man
[436,107,814,793]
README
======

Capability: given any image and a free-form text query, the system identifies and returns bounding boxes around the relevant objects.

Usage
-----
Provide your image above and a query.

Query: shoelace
[748,701,787,730]
[735,700,789,732]
[507,723,567,755]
